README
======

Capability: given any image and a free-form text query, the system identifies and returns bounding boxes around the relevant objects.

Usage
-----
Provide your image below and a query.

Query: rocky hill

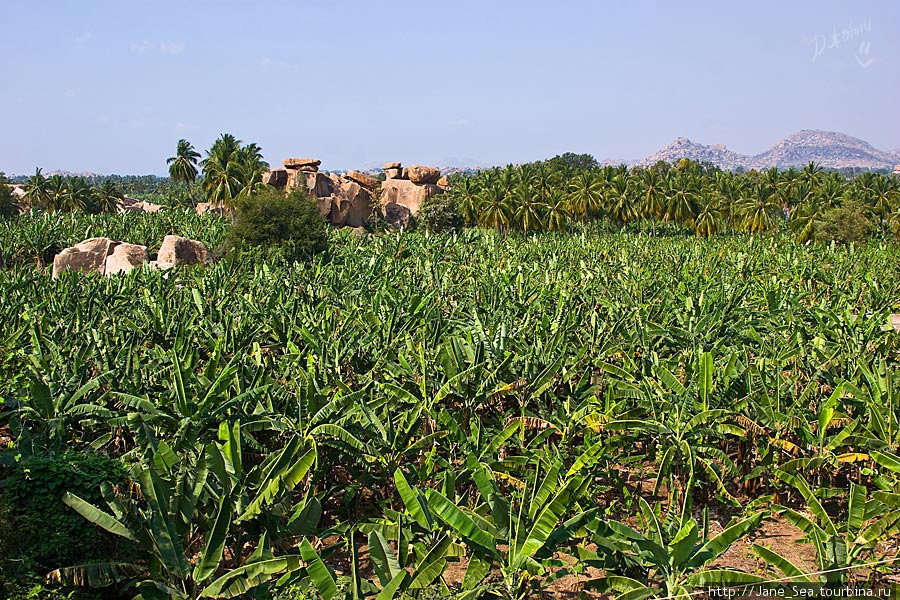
[638,130,897,171]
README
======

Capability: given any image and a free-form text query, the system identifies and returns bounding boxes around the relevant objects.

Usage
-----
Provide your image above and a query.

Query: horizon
[2,0,898,176]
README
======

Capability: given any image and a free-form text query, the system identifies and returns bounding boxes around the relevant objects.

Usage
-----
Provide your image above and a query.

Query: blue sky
[1,0,897,175]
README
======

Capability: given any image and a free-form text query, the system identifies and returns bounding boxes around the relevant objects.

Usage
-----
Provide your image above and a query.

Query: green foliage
[814,199,875,244]
[224,186,328,261]
[1,172,21,219]
[416,192,463,234]
[0,451,127,573]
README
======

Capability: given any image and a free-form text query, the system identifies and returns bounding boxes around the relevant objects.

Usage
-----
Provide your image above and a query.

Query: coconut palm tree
[452,177,479,224]
[234,143,270,201]
[61,177,92,212]
[738,184,781,233]
[544,188,571,232]
[605,175,637,228]
[867,176,899,236]
[91,179,123,213]
[25,167,49,210]
[477,183,512,234]
[167,139,201,185]
[201,134,244,206]
[666,177,698,227]
[567,171,602,221]
[45,175,67,212]
[511,182,544,234]
[693,192,723,237]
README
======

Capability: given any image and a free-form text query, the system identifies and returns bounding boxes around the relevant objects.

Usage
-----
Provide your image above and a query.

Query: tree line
[444,156,900,242]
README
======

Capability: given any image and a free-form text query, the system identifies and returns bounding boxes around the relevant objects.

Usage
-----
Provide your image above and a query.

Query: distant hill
[638,130,898,171]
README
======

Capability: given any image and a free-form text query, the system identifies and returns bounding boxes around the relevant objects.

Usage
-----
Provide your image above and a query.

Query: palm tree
[790,196,826,243]
[91,179,123,213]
[567,171,602,221]
[693,193,723,237]
[666,177,698,226]
[234,143,269,201]
[867,176,899,236]
[45,175,67,212]
[25,167,49,210]
[477,183,512,234]
[605,175,637,227]
[511,182,544,234]
[167,139,201,185]
[62,177,92,212]
[201,134,244,206]
[738,184,780,233]
[544,188,571,232]
[640,169,666,234]
[452,177,479,224]
[800,162,824,188]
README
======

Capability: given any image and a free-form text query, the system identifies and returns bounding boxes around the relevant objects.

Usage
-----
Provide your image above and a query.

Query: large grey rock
[196,202,227,216]
[382,202,412,230]
[380,179,442,215]
[304,172,336,198]
[345,170,379,190]
[407,165,441,184]
[105,243,148,275]
[156,235,208,267]
[329,180,372,228]
[262,169,288,188]
[283,158,321,170]
[52,237,118,279]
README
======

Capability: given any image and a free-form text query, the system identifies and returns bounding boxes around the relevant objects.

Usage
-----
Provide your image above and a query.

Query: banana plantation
[2,210,900,599]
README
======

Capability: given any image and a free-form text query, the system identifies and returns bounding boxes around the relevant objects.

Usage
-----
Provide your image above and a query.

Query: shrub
[814,199,874,244]
[417,192,464,234]
[0,173,20,219]
[224,187,327,261]
[0,451,128,573]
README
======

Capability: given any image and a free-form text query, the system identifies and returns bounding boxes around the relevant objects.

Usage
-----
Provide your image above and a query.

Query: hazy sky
[1,0,898,175]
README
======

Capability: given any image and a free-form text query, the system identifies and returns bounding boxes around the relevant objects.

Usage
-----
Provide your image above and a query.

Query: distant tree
[417,192,464,234]
[0,172,19,218]
[24,167,49,209]
[544,188,571,232]
[167,139,201,184]
[477,183,512,234]
[224,186,327,261]
[567,171,603,221]
[201,133,244,206]
[89,179,123,213]
[545,152,599,171]
[738,184,780,233]
[814,199,874,244]
[45,175,67,212]
[62,177,92,212]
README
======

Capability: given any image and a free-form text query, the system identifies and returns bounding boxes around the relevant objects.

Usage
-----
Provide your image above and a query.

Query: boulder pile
[262,158,375,228]
[52,235,208,278]
[261,157,449,230]
[379,162,445,228]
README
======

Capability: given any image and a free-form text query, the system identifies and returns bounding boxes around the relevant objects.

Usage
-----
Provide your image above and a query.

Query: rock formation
[260,157,447,229]
[156,235,208,267]
[378,162,444,224]
[52,235,208,276]
[262,157,374,228]
[105,243,148,275]
[52,237,119,279]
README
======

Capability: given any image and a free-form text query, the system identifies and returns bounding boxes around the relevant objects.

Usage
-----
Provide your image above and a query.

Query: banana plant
[582,481,766,599]
[412,454,593,600]
[48,422,321,599]
[751,471,900,585]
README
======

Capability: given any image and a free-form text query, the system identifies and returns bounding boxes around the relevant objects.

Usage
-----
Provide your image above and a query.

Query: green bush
[0,451,128,574]
[224,187,328,261]
[416,192,463,234]
[814,199,874,244]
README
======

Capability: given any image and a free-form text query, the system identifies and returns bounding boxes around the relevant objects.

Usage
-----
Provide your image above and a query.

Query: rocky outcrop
[196,202,227,216]
[345,170,380,190]
[105,243,148,275]
[283,158,321,171]
[52,237,119,279]
[262,169,288,187]
[51,235,209,276]
[120,198,163,213]
[382,162,402,180]
[381,179,442,214]
[382,202,412,230]
[407,165,441,184]
[437,176,450,188]
[156,235,208,267]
